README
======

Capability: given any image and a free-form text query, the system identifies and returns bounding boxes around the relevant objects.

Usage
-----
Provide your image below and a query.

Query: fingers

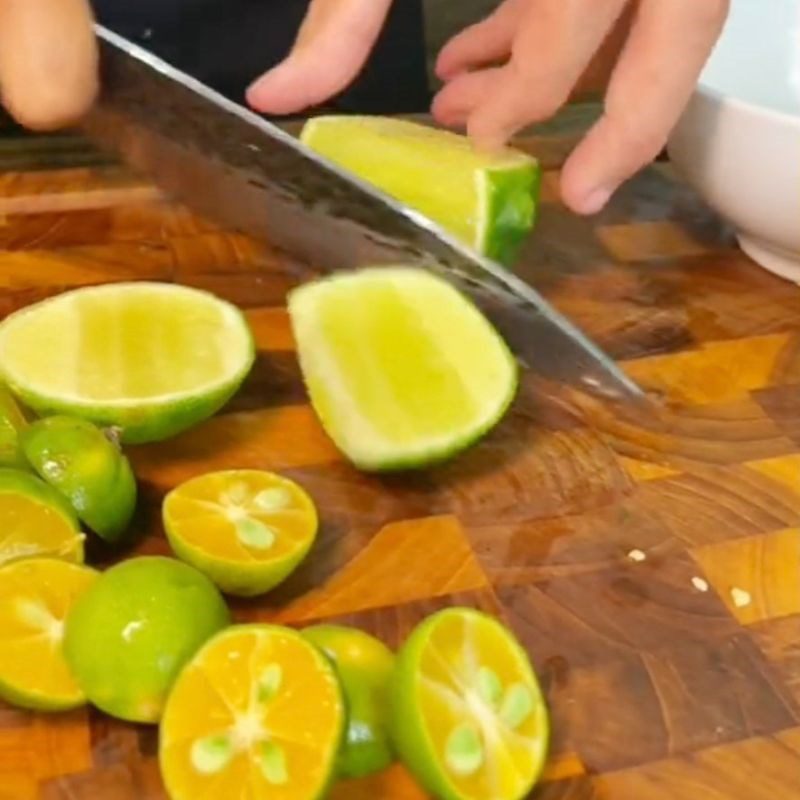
[435,0,526,82]
[0,0,97,131]
[246,0,392,115]
[560,0,729,214]
[451,0,628,152]
[432,68,500,128]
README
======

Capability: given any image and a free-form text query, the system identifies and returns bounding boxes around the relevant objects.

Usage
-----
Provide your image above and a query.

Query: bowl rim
[695,79,800,130]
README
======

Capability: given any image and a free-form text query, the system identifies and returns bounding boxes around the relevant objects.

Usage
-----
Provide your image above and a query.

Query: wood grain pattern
[1,108,800,798]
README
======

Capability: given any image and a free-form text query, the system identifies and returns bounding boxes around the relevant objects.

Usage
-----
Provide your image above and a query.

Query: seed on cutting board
[730,587,752,608]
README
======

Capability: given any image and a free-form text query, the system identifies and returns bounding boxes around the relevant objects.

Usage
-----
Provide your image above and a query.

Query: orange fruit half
[163,470,318,597]
[0,558,97,710]
[159,624,345,800]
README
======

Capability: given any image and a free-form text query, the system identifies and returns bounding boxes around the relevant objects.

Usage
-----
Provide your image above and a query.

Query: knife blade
[81,25,645,405]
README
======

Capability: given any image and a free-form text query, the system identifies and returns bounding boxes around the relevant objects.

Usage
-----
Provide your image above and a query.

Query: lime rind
[301,624,397,779]
[477,163,541,265]
[390,607,549,800]
[62,556,231,724]
[0,386,29,469]
[0,283,256,444]
[288,267,519,472]
[20,416,138,543]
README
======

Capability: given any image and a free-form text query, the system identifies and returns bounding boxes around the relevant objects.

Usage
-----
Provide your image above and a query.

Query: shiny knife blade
[81,25,644,404]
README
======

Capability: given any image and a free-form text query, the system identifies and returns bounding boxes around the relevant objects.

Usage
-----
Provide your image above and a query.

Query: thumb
[0,0,97,131]
[246,0,392,115]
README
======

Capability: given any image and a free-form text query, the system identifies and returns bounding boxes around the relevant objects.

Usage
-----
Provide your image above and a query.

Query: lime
[0,282,255,444]
[160,624,345,800]
[0,386,28,468]
[302,624,396,779]
[390,607,549,800]
[163,469,317,597]
[0,468,84,566]
[300,115,540,265]
[0,558,97,711]
[63,556,230,723]
[21,415,137,543]
[288,267,518,471]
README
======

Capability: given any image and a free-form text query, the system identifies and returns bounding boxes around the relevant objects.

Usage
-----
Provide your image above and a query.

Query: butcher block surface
[0,107,799,799]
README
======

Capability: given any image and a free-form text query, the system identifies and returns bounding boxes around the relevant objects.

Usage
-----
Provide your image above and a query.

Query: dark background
[91,0,432,115]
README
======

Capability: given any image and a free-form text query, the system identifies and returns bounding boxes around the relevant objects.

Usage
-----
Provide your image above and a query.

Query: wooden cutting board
[0,107,799,800]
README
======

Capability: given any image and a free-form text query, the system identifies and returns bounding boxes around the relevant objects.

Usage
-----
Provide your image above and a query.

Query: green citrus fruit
[0,468,84,566]
[0,386,28,469]
[390,607,549,800]
[163,469,317,597]
[63,556,230,723]
[302,624,396,779]
[0,557,97,711]
[21,415,137,543]
[288,267,518,471]
[0,282,255,444]
[160,624,345,800]
[300,115,540,265]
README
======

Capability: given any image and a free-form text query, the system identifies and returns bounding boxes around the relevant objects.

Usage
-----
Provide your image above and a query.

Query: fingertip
[246,68,296,114]
[466,95,517,154]
[434,47,459,82]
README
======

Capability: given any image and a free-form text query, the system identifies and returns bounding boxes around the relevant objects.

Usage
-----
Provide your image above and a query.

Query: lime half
[0,283,255,443]
[288,267,518,471]
[300,115,540,265]
[390,607,548,800]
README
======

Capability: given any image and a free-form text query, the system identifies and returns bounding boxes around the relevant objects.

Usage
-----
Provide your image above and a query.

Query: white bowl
[667,0,800,281]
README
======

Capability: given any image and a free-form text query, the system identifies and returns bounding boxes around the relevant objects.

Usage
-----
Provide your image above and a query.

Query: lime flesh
[288,267,518,471]
[300,115,540,265]
[0,283,255,443]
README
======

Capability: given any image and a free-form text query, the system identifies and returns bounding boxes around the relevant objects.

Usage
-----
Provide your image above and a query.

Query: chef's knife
[81,25,645,405]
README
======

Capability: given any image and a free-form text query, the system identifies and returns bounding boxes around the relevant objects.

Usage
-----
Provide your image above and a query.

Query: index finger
[246,0,392,115]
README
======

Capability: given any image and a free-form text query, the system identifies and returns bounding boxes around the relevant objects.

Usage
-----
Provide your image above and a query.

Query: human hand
[246,0,393,116]
[0,0,97,131]
[433,0,730,214]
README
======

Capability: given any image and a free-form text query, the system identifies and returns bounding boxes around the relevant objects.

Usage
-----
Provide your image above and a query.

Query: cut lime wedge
[390,607,549,800]
[288,267,518,471]
[300,115,540,265]
[0,283,255,443]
